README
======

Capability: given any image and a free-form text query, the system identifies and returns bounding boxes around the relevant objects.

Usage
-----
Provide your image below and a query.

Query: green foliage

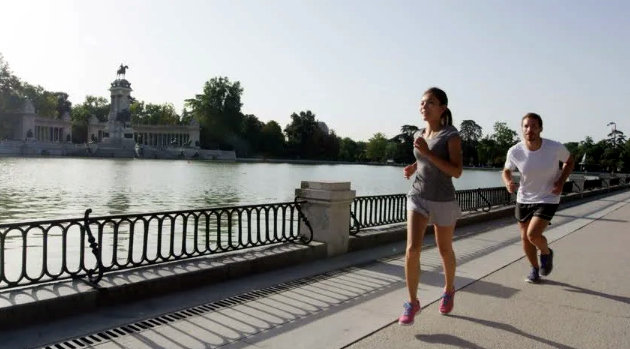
[284,110,317,158]
[130,101,180,125]
[459,119,483,166]
[459,120,483,143]
[237,114,265,157]
[607,129,626,149]
[476,136,498,167]
[283,110,340,160]
[185,76,244,149]
[389,125,418,164]
[366,132,389,162]
[492,122,518,149]
[338,137,359,161]
[259,120,286,157]
[0,54,23,113]
[488,122,518,166]
[70,95,110,143]
[0,54,65,118]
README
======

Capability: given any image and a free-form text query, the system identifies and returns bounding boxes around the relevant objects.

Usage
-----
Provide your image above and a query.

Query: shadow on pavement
[415,333,484,349]
[448,314,578,349]
[544,280,630,305]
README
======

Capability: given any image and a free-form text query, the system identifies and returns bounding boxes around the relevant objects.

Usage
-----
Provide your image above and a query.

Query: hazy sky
[1,0,628,143]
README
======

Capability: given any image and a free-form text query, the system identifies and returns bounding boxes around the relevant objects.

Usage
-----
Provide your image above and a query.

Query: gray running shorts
[407,195,461,226]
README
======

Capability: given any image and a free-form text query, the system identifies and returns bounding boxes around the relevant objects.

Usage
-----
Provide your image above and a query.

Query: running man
[502,113,575,283]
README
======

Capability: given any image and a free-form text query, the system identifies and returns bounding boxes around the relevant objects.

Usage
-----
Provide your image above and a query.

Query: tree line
[2,54,629,172]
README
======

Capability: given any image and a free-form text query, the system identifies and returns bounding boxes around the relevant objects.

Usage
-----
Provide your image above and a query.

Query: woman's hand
[414,137,429,156]
[403,163,417,179]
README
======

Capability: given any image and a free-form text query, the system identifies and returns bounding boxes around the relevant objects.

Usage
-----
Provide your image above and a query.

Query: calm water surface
[0,157,503,223]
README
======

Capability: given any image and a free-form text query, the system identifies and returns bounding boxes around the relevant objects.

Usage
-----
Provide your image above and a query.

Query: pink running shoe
[439,290,455,314]
[398,299,421,325]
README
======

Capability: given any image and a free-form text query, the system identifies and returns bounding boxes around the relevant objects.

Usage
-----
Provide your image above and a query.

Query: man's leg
[519,220,538,268]
[526,216,551,255]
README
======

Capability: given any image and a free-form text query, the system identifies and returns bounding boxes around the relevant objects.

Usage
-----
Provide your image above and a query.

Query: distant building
[0,65,234,160]
[0,99,73,142]
[88,69,200,149]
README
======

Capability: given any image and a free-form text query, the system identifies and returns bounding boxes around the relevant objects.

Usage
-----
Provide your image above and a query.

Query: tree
[55,92,72,118]
[385,142,399,161]
[387,125,419,164]
[0,53,23,113]
[459,120,483,143]
[490,121,518,166]
[70,95,110,143]
[284,110,319,158]
[620,139,630,172]
[365,132,389,162]
[185,76,244,149]
[338,137,359,161]
[355,141,368,162]
[607,128,626,149]
[460,120,483,166]
[237,113,264,157]
[131,102,180,125]
[477,136,498,167]
[321,130,340,160]
[260,120,286,157]
[20,83,57,117]
[492,122,518,149]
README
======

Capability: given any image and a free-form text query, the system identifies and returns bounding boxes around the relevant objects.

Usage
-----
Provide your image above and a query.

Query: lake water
[0,157,503,223]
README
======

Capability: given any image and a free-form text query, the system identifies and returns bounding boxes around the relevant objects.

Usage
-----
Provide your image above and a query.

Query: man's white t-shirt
[504,138,571,204]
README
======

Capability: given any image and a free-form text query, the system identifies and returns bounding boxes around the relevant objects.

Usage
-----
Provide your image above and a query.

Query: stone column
[295,181,356,257]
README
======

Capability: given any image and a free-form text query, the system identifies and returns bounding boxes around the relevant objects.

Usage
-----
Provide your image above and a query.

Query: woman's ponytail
[441,108,453,126]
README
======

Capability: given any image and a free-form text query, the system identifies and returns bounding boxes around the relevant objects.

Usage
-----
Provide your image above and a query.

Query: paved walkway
[2,190,629,349]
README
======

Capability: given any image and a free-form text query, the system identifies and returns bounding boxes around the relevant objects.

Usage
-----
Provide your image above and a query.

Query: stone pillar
[295,181,356,257]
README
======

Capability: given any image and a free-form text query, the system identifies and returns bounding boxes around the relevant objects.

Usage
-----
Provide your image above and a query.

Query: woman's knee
[406,242,421,255]
[436,242,453,257]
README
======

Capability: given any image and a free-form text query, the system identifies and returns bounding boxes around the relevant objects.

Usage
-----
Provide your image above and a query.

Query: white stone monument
[101,64,135,148]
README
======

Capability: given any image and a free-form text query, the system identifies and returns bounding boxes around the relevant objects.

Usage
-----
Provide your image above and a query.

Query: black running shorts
[515,203,559,222]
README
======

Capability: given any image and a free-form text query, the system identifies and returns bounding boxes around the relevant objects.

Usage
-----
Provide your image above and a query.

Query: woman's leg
[405,210,429,302]
[434,224,456,292]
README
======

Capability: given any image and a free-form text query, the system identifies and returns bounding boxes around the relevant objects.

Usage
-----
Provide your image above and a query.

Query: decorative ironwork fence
[350,186,515,235]
[0,200,312,290]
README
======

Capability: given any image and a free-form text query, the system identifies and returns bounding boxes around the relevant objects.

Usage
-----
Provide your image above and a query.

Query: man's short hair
[522,113,543,128]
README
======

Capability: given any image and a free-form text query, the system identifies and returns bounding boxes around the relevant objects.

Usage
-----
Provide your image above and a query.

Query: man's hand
[506,182,517,194]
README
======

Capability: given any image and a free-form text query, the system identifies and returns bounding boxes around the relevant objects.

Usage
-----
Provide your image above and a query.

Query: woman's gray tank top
[408,125,460,201]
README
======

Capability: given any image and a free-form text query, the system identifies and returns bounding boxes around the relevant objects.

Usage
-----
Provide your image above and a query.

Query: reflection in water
[0,158,503,223]
[0,159,505,235]
[106,192,131,214]
[200,187,240,208]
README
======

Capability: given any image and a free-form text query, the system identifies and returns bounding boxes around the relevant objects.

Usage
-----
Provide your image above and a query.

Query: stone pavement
[348,191,630,349]
[1,190,629,349]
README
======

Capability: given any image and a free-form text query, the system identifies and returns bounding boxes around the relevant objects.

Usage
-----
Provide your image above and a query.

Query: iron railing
[0,200,313,290]
[350,186,515,235]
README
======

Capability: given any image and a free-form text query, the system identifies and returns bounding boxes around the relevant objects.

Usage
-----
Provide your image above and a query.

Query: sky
[1,0,629,144]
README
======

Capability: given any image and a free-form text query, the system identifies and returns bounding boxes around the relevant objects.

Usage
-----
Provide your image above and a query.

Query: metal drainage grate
[44,268,361,348]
